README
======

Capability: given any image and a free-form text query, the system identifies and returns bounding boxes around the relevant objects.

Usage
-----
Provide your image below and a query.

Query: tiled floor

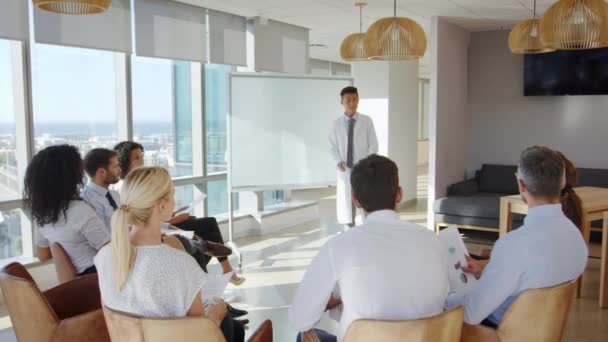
[1,187,607,341]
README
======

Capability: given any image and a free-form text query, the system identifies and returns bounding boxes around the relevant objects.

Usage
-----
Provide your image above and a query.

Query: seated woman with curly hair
[24,145,110,275]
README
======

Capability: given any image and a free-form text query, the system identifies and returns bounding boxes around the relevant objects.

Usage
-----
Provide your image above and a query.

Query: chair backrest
[0,262,58,342]
[50,242,78,283]
[497,281,576,342]
[343,306,464,342]
[103,306,226,342]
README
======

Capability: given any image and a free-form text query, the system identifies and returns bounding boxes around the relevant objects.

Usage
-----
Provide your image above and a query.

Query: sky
[0,39,173,125]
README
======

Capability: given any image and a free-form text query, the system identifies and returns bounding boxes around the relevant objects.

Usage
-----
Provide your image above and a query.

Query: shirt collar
[344,112,359,123]
[87,180,109,196]
[524,203,563,222]
[364,210,400,225]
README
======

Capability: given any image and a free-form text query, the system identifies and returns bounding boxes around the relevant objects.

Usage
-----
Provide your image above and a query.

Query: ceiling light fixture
[509,0,556,54]
[364,0,427,60]
[340,3,370,61]
[33,0,110,14]
[540,0,608,50]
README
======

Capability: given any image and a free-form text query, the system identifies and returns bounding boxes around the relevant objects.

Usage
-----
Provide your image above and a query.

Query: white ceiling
[175,0,557,62]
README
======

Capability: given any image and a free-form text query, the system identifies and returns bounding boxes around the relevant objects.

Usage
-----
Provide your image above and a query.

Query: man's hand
[461,255,489,280]
[301,330,321,342]
[325,295,342,311]
[173,206,189,216]
[338,162,346,172]
[167,212,190,225]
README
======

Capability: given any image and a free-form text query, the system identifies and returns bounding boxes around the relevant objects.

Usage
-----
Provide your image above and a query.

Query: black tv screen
[524,47,608,96]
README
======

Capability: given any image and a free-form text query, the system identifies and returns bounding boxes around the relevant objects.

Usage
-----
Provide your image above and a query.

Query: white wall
[428,17,470,227]
[352,61,419,203]
[467,30,608,174]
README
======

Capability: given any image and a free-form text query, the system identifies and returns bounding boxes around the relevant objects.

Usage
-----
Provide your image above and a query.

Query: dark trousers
[221,314,245,342]
[174,217,228,262]
[78,265,97,276]
[296,329,336,342]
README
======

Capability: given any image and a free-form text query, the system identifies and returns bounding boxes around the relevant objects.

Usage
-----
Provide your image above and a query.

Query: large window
[205,64,230,174]
[0,40,20,201]
[418,79,430,141]
[132,56,194,177]
[31,44,120,154]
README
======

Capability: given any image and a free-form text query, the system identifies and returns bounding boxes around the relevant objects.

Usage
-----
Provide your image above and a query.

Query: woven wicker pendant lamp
[540,0,608,50]
[340,3,370,61]
[364,0,426,60]
[33,0,110,14]
[509,0,555,53]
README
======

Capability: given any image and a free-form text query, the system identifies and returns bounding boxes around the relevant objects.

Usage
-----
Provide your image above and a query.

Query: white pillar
[352,61,419,204]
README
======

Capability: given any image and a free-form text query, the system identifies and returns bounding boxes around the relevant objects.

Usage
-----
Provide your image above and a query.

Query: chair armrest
[53,309,110,342]
[460,323,499,342]
[247,320,273,342]
[447,179,479,196]
[44,274,102,320]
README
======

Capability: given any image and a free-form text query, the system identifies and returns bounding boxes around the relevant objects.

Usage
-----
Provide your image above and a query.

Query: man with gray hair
[447,145,588,326]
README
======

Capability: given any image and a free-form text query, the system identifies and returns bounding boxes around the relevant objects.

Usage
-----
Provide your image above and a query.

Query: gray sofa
[434,164,608,233]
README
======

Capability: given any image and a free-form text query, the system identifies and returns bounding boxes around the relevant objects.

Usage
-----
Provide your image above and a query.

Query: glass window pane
[0,209,27,261]
[264,190,285,208]
[205,64,230,174]
[0,40,20,201]
[31,44,119,154]
[207,179,238,216]
[132,56,194,177]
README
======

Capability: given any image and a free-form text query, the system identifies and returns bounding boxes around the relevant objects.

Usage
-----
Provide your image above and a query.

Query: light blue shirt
[81,181,121,233]
[449,204,588,325]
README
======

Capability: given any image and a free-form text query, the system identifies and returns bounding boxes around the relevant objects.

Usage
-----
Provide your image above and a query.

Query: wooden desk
[499,187,608,307]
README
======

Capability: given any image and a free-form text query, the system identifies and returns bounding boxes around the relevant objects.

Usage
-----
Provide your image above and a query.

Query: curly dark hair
[113,141,144,179]
[24,145,84,226]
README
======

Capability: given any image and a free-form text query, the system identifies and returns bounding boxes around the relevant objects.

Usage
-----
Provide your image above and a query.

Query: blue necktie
[106,192,118,210]
[347,117,355,168]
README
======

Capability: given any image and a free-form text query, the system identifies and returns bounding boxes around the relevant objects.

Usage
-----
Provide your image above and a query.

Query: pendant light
[340,2,369,61]
[33,0,110,15]
[509,0,555,54]
[540,0,608,50]
[364,0,427,60]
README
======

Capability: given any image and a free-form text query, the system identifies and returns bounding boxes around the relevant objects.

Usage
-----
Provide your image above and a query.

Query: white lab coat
[329,112,378,224]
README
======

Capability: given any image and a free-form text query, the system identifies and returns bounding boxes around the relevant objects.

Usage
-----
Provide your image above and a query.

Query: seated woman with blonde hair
[94,167,244,341]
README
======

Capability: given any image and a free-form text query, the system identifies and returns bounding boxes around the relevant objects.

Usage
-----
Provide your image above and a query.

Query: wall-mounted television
[524,47,608,96]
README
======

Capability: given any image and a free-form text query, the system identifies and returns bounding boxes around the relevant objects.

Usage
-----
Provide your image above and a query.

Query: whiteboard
[229,73,353,191]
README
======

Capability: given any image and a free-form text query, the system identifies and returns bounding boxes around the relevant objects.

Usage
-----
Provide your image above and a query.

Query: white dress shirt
[289,210,449,341]
[81,181,121,233]
[328,112,378,167]
[35,200,110,274]
[447,204,588,325]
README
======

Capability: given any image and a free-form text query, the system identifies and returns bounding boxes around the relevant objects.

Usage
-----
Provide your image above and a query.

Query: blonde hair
[111,166,173,290]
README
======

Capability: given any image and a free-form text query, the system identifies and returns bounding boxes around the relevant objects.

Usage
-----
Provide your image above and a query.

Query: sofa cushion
[577,168,608,188]
[478,164,519,194]
[434,192,507,219]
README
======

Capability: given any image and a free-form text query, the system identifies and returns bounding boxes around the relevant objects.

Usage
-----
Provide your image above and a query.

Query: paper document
[438,226,479,295]
[187,194,207,214]
[202,272,233,301]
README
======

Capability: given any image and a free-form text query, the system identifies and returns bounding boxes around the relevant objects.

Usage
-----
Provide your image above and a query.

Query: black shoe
[235,318,249,326]
[205,241,232,257]
[227,303,248,318]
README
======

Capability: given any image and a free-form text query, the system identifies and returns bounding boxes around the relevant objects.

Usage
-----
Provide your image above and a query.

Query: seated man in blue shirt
[448,145,588,326]
[82,148,122,233]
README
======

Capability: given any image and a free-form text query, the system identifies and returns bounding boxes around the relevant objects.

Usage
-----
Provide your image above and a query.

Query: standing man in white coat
[329,86,378,229]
